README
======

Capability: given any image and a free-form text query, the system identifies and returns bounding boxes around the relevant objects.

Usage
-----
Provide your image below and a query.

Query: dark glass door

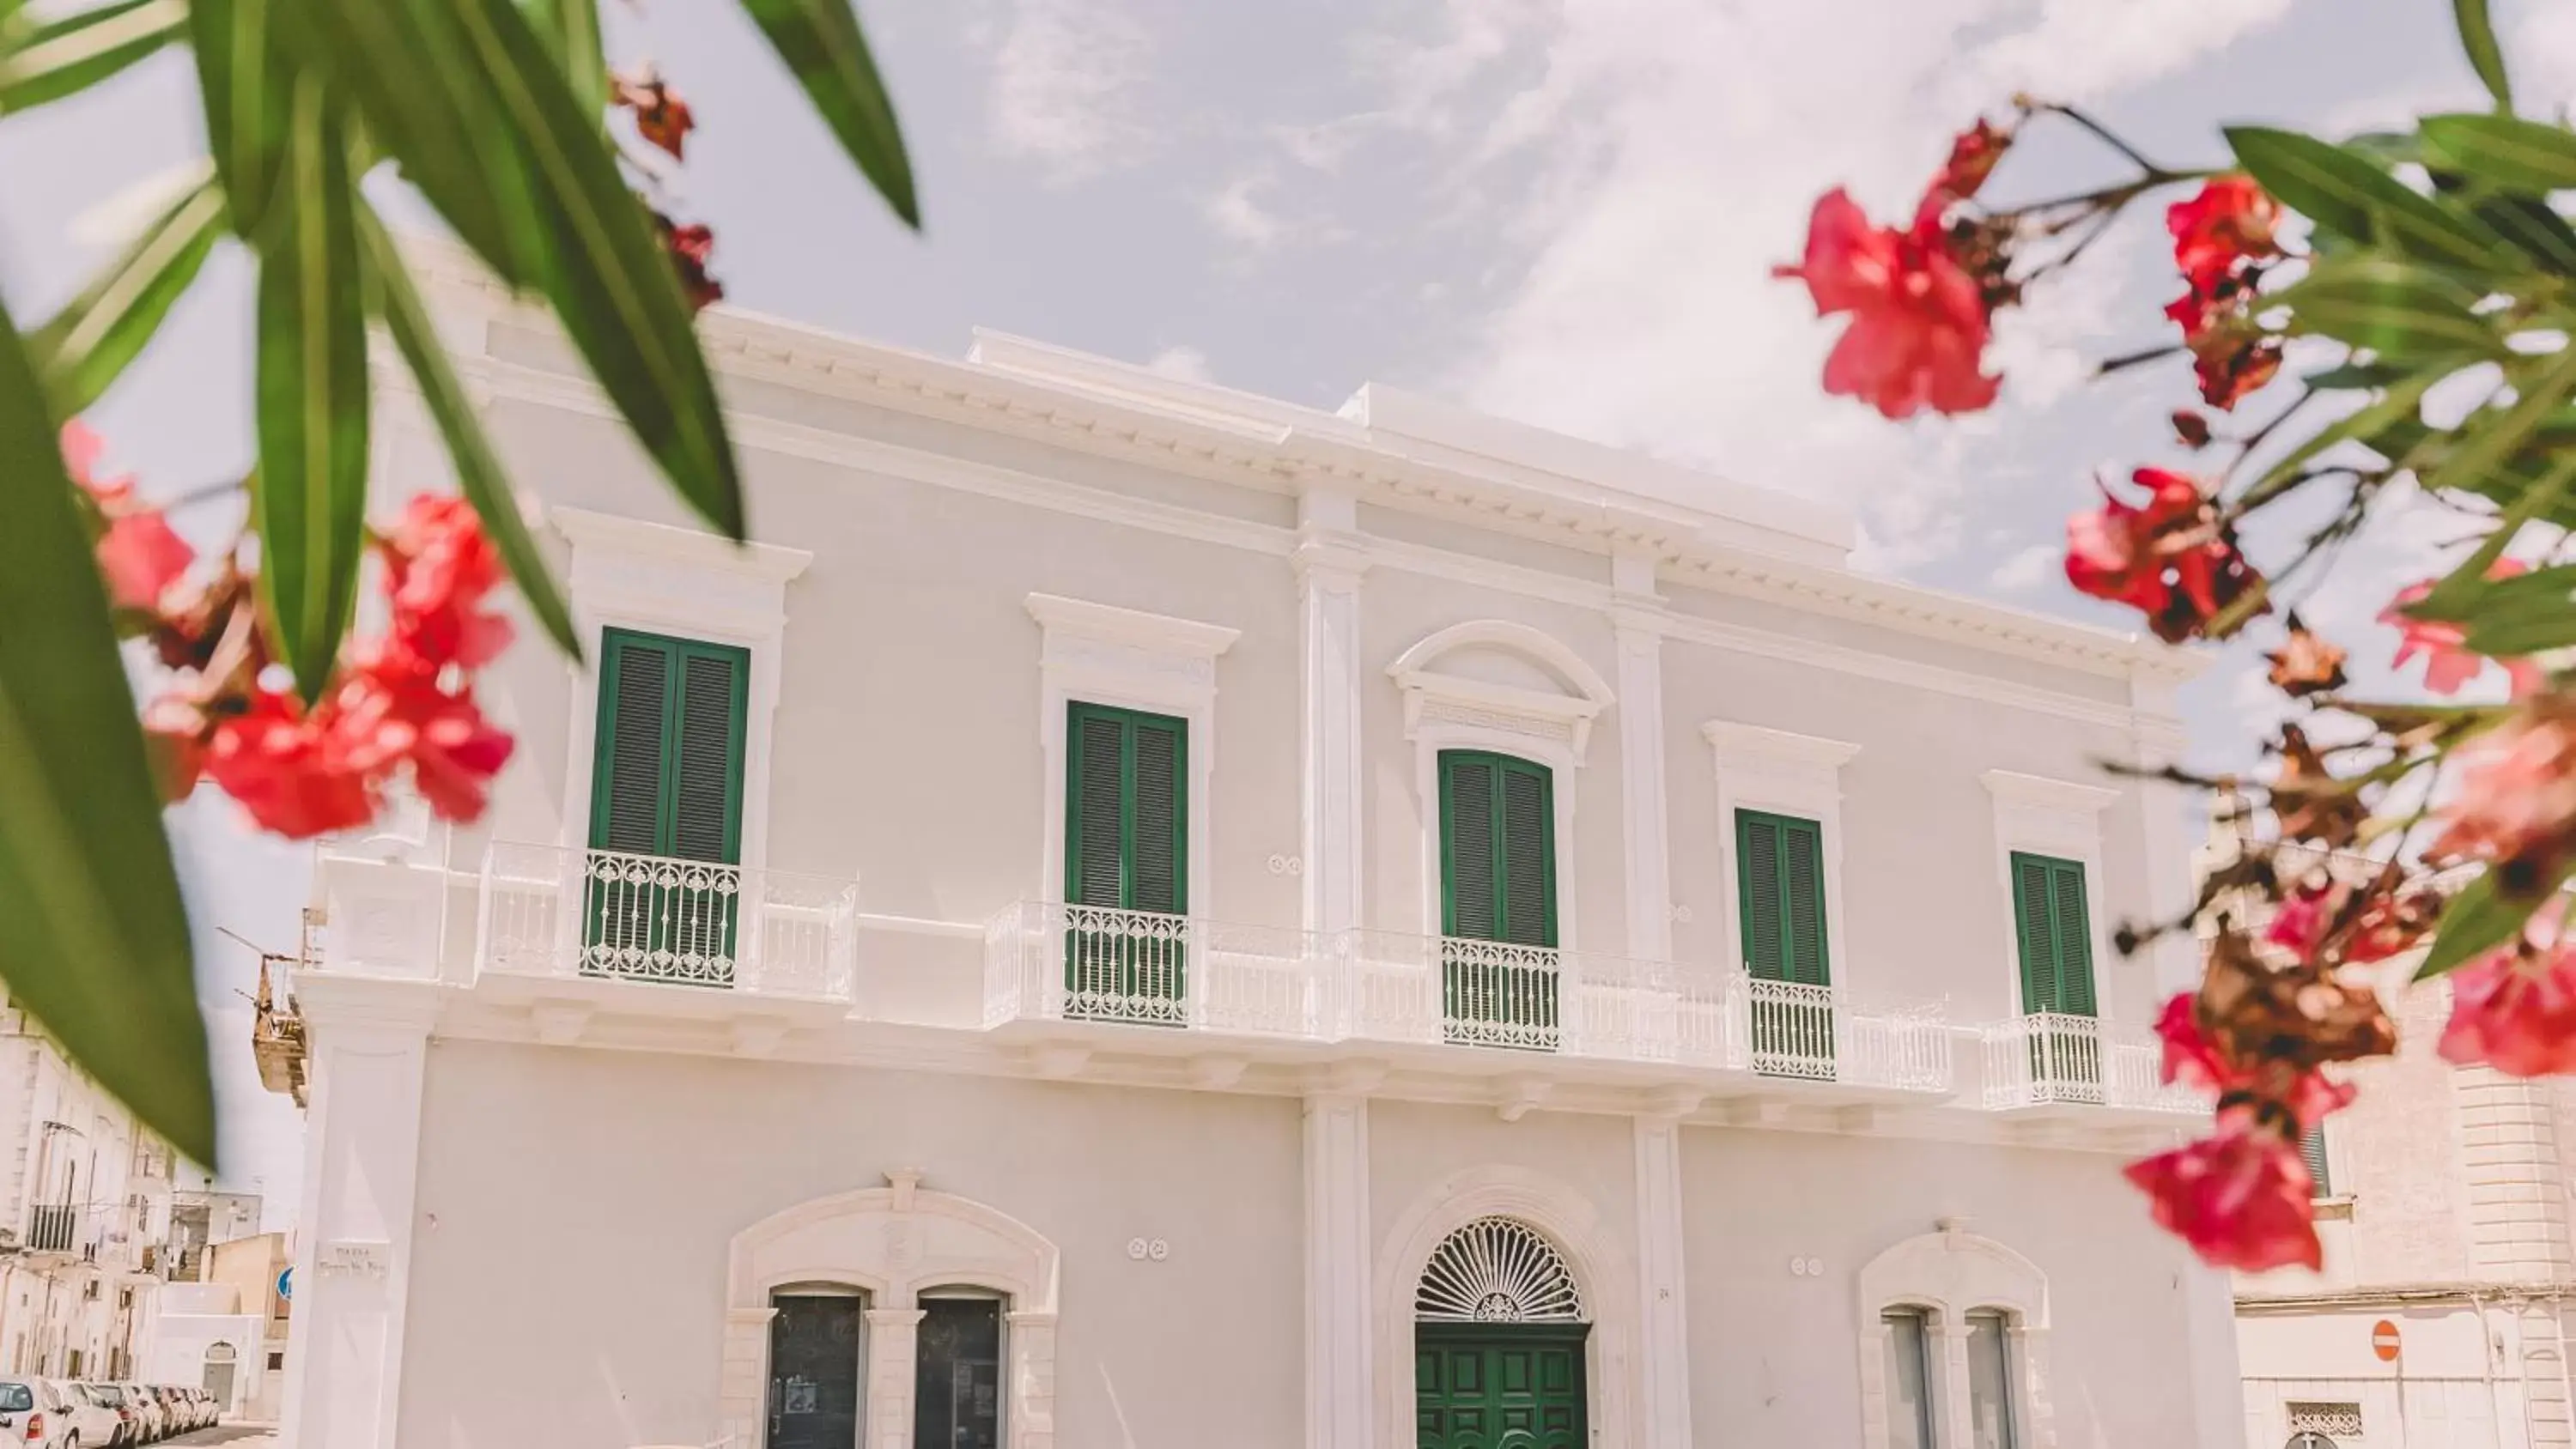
[914,1298,1001,1449]
[769,1294,862,1449]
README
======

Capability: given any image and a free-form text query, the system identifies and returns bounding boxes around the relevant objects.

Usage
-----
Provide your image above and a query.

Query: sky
[0,0,2566,1222]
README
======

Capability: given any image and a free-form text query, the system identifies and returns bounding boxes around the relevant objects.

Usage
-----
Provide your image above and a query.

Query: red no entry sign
[2372,1319,2401,1362]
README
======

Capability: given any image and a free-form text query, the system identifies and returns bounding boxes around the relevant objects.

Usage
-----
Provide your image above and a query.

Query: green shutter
[588,628,748,863]
[2009,852,2095,1016]
[1062,702,1188,914]
[1439,752,1554,948]
[2300,1125,2332,1197]
[1736,811,1829,985]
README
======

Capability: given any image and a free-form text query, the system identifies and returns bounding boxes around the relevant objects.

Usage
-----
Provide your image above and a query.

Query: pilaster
[866,1307,925,1449]
[1632,1113,1692,1448]
[1296,488,1369,937]
[1304,1091,1373,1449]
[1610,557,1672,961]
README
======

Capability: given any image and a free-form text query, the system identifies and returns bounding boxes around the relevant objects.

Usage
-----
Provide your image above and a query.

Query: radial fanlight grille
[1416,1217,1584,1323]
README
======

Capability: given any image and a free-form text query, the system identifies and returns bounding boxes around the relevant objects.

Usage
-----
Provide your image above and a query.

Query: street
[157,1429,274,1446]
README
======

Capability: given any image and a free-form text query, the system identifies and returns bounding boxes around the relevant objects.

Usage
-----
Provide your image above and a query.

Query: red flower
[614,70,696,161]
[653,210,725,312]
[2063,468,2263,641]
[1776,189,1999,420]
[2439,928,2576,1077]
[64,422,194,611]
[2384,561,2546,698]
[2126,1113,2321,1272]
[203,690,377,840]
[2168,175,2281,293]
[2189,328,2284,412]
[327,661,515,823]
[2153,990,2353,1125]
[1928,118,2013,204]
[2263,883,2332,959]
[2425,694,2576,884]
[380,494,513,670]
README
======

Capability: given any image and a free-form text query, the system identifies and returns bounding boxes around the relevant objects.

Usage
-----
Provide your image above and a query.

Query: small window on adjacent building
[2300,1125,2333,1198]
[1883,1309,1936,1449]
[265,1352,283,1371]
[1966,1310,2016,1449]
[2008,852,2096,1017]
[914,1294,1003,1449]
[590,628,750,866]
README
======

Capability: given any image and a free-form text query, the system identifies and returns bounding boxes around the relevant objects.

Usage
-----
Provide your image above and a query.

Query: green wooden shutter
[2300,1125,2332,1197]
[1440,752,1554,948]
[2009,852,2095,1016]
[1736,811,1829,985]
[1063,703,1188,914]
[589,628,748,863]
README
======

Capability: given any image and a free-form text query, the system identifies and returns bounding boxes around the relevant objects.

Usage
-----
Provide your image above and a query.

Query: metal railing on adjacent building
[981,903,1954,1093]
[1978,1011,2204,1114]
[478,843,860,1000]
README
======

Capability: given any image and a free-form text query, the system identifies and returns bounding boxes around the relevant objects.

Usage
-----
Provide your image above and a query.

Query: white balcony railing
[479,843,860,999]
[1979,1012,2204,1114]
[981,905,1953,1092]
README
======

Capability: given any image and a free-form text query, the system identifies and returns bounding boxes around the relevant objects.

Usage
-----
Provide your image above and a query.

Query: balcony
[981,903,1953,1096]
[22,1205,91,1259]
[478,844,861,1000]
[1979,1012,2205,1119]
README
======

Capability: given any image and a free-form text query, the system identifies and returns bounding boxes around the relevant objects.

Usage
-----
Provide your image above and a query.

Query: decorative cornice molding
[550,506,814,584]
[1702,722,1863,772]
[1023,593,1241,659]
[1981,770,2121,815]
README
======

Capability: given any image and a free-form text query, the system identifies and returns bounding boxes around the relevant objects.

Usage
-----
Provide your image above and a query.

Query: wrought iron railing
[1979,1012,2202,1113]
[981,905,1954,1091]
[23,1205,83,1256]
[479,843,860,998]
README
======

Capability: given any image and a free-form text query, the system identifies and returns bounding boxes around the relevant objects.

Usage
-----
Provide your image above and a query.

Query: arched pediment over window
[1856,1222,2056,1449]
[1388,621,1614,763]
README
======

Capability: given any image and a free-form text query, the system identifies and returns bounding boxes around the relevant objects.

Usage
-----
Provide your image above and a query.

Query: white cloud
[2513,2,2576,113]
[1204,173,1286,248]
[1986,542,2059,594]
[1370,0,2301,573]
[984,0,1153,184]
[1145,344,1214,382]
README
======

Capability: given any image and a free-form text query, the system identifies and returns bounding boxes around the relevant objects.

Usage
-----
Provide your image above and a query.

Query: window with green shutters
[1063,702,1188,1020]
[586,628,750,983]
[1736,809,1835,1076]
[2300,1125,2333,1198]
[2008,852,2098,1017]
[1438,751,1558,1047]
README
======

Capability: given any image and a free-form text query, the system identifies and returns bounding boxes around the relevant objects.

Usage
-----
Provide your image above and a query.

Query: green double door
[1416,1325,1588,1449]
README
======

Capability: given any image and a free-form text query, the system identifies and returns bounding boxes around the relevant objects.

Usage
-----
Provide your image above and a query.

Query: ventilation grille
[2287,1402,2363,1438]
[1417,1217,1583,1323]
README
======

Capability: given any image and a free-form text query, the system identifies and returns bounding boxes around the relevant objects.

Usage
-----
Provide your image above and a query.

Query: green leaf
[2418,871,2545,979]
[2236,367,2447,510]
[189,0,295,238]
[283,0,548,288]
[2421,113,2576,194]
[447,0,744,538]
[0,304,215,1167]
[2277,255,2504,359]
[2415,561,2576,625]
[0,0,185,116]
[737,0,918,227]
[2423,345,2576,502]
[2464,605,2576,657]
[2302,361,2414,391]
[251,74,371,698]
[28,167,225,416]
[526,0,606,119]
[357,204,581,659]
[2227,124,2512,270]
[2454,0,2512,113]
[2470,191,2576,276]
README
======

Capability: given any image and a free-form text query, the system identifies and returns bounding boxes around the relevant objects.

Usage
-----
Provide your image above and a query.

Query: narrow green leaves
[2424,344,2576,499]
[189,0,293,238]
[2421,113,2576,194]
[0,0,185,116]
[0,305,214,1167]
[29,166,224,416]
[2227,124,2510,270]
[2419,872,2544,979]
[447,0,744,537]
[2276,256,2503,360]
[358,204,581,658]
[738,0,918,227]
[526,0,607,120]
[2453,0,2512,114]
[252,75,370,697]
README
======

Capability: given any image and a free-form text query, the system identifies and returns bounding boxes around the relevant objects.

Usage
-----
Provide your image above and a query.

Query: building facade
[283,249,2242,1449]
[2224,841,2576,1449]
[0,991,169,1383]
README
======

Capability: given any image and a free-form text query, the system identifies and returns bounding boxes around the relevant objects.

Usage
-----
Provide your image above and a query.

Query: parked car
[44,1380,114,1449]
[72,1386,129,1449]
[0,1379,67,1447]
[112,1390,157,1446]
[172,1390,205,1435]
[146,1392,188,1438]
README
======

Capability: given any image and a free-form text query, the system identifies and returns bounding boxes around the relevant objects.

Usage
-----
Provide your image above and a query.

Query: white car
[50,1384,119,1449]
[108,1387,156,1446]
[0,1379,72,1447]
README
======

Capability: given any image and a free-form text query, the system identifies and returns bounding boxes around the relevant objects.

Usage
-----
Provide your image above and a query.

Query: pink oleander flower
[2425,694,2576,887]
[1774,188,2000,420]
[2384,561,2546,698]
[2125,1112,2322,1272]
[64,421,194,611]
[2439,919,2576,1077]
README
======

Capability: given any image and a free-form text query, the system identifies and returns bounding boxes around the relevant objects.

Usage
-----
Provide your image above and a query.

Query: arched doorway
[1413,1217,1589,1448]
[202,1341,238,1409]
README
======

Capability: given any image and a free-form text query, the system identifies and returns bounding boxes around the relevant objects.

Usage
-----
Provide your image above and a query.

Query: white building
[283,248,2244,1449]
[0,991,168,1383]
[2219,840,2576,1449]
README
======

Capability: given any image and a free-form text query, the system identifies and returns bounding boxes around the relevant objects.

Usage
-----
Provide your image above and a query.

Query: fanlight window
[1416,1217,1584,1323]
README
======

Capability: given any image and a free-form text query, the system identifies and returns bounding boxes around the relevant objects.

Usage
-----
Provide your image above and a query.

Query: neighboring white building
[0,992,169,1383]
[282,247,2243,1449]
[2218,835,2576,1449]
[148,1229,291,1420]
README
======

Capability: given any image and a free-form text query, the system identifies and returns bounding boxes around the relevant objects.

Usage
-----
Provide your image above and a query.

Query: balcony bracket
[1496,1075,1554,1124]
